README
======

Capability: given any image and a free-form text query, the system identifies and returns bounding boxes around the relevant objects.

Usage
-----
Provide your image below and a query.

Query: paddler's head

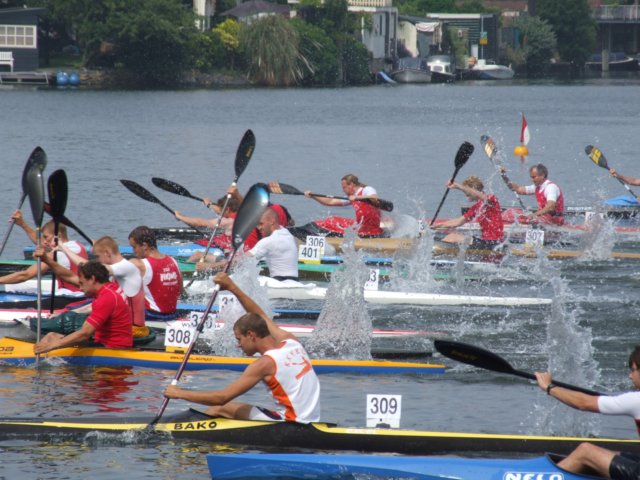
[629,346,640,389]
[128,225,157,258]
[341,174,362,196]
[41,221,69,249]
[257,208,280,238]
[233,313,270,356]
[92,236,120,265]
[77,260,110,297]
[529,164,548,187]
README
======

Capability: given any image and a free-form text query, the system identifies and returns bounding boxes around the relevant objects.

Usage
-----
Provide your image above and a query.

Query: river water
[1,78,640,479]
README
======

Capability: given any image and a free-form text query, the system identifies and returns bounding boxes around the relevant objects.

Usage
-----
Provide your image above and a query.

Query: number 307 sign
[366,394,402,428]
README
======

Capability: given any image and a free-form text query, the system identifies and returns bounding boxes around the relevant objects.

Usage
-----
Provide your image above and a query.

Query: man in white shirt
[249,207,299,281]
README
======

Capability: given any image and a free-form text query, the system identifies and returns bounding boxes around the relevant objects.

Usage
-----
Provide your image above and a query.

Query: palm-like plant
[241,15,313,86]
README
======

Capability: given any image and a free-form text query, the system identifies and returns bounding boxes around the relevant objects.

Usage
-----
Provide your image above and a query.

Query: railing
[593,5,640,21]
[348,0,392,7]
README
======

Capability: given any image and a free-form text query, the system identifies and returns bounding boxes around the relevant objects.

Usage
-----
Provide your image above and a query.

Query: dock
[0,71,51,86]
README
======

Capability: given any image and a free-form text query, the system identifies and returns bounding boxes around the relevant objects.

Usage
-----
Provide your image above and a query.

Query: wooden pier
[0,71,51,86]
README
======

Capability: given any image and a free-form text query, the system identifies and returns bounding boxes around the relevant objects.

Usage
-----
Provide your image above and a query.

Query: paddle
[47,170,68,313]
[268,181,395,212]
[430,142,475,226]
[25,159,45,362]
[43,203,93,246]
[0,147,47,257]
[120,179,208,237]
[480,135,527,210]
[149,183,269,427]
[585,145,638,200]
[151,177,204,203]
[434,339,602,396]
[185,129,256,289]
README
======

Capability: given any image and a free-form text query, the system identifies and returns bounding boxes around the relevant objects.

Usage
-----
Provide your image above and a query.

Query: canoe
[206,453,592,480]
[0,408,638,456]
[432,244,640,262]
[23,243,222,260]
[0,337,445,375]
[186,277,552,307]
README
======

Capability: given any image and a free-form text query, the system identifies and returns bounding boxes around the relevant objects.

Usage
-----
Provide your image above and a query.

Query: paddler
[164,272,321,423]
[610,169,640,187]
[0,213,88,292]
[36,236,148,337]
[503,163,565,225]
[304,174,386,238]
[128,226,182,320]
[33,261,133,353]
[535,345,640,479]
[431,176,504,249]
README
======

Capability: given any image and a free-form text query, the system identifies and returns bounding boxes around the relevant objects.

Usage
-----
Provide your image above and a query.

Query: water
[2,79,640,478]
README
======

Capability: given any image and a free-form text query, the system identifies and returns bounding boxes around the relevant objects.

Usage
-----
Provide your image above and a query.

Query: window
[0,25,36,48]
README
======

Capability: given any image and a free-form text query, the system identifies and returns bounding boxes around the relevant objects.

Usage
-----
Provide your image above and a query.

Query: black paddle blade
[269,182,304,196]
[25,165,45,228]
[454,142,475,170]
[231,184,269,250]
[151,177,201,201]
[121,179,162,205]
[480,135,497,162]
[434,340,517,375]
[585,145,609,170]
[47,170,68,222]
[22,147,47,193]
[235,129,256,180]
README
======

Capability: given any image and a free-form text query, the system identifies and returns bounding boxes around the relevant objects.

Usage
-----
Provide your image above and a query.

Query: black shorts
[610,452,640,480]
[470,237,501,250]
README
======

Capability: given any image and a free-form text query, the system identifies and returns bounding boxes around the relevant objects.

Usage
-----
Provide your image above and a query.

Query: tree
[214,18,243,69]
[291,18,340,86]
[537,0,596,70]
[515,16,557,77]
[241,15,312,86]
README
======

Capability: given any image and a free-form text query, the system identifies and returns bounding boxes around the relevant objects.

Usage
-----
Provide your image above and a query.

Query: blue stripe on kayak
[23,244,224,259]
[605,195,640,207]
[207,453,576,480]
[176,303,321,316]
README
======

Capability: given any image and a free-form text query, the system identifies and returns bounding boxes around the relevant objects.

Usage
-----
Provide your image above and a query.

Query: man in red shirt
[33,261,133,354]
[432,176,504,249]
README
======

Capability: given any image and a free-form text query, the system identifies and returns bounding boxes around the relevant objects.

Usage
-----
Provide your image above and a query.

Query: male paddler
[164,272,321,423]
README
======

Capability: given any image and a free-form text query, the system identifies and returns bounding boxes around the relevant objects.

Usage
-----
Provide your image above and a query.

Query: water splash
[305,228,372,360]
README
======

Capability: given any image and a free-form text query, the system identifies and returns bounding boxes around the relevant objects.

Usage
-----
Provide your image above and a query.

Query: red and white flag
[520,113,531,146]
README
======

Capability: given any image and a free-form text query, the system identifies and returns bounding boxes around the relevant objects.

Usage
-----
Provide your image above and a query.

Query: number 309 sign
[366,394,402,428]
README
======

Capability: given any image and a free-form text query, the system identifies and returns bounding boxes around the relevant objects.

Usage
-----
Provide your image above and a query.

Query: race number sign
[366,394,402,428]
[217,292,238,314]
[364,269,380,291]
[298,236,325,263]
[525,229,544,248]
[164,320,197,349]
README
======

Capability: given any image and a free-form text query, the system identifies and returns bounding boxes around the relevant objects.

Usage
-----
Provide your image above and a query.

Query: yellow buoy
[514,145,529,156]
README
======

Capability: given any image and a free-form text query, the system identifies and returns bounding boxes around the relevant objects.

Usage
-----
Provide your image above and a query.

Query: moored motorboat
[0,408,638,456]
[206,453,593,480]
[0,337,445,375]
[462,58,514,80]
[427,55,455,83]
[586,52,639,71]
[391,57,432,83]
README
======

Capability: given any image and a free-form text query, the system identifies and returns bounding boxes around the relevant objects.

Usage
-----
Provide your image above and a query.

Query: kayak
[23,243,223,260]
[186,277,552,307]
[0,337,445,375]
[0,408,638,456]
[432,244,640,261]
[206,453,592,480]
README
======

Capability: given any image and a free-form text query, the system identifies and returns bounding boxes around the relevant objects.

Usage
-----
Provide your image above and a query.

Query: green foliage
[241,15,312,86]
[213,18,243,69]
[395,0,492,16]
[342,36,372,85]
[514,15,557,77]
[291,18,340,86]
[537,0,596,67]
[445,26,468,66]
[195,29,227,72]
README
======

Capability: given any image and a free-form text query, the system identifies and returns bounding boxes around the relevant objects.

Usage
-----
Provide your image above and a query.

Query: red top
[143,255,182,314]
[463,194,504,241]
[58,241,89,292]
[535,181,564,225]
[86,282,133,348]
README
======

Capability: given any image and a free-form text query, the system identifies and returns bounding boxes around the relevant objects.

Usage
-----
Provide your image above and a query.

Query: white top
[338,185,377,206]
[598,391,640,421]
[109,258,142,298]
[57,240,84,270]
[524,179,560,202]
[263,338,321,423]
[249,227,298,278]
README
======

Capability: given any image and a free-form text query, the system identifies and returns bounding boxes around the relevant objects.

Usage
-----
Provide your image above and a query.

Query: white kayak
[187,277,552,307]
[5,310,438,339]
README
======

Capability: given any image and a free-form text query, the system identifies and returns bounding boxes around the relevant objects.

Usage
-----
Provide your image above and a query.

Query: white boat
[427,55,455,83]
[391,57,431,83]
[469,58,514,80]
[187,277,552,307]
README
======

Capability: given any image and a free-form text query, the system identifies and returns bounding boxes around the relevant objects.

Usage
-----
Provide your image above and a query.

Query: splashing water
[577,212,617,261]
[305,228,372,360]
[390,229,440,292]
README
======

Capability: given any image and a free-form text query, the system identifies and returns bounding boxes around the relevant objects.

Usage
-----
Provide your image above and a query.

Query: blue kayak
[605,195,640,207]
[23,243,223,259]
[207,452,594,480]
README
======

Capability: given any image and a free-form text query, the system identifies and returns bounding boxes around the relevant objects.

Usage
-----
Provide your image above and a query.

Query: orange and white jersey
[263,339,321,423]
